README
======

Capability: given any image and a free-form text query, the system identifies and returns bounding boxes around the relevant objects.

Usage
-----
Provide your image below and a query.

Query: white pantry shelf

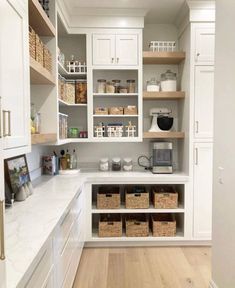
[92,137,141,142]
[91,204,185,214]
[58,99,87,107]
[93,93,138,97]
[93,114,138,118]
[58,62,87,79]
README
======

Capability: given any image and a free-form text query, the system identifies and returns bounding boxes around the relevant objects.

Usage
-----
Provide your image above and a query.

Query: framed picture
[4,155,31,195]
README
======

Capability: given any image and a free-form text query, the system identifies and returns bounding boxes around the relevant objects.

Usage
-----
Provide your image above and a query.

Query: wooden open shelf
[30,57,55,85]
[31,133,57,145]
[143,91,185,100]
[29,0,56,37]
[143,51,186,65]
[143,132,185,139]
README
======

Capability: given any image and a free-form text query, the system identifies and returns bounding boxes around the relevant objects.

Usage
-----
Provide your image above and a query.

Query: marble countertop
[4,175,85,288]
[4,170,189,288]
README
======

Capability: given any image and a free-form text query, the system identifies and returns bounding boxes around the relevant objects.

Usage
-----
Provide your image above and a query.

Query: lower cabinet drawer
[25,239,54,288]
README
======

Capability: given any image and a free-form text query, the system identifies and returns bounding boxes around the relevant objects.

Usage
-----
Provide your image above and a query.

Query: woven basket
[97,186,120,209]
[35,34,44,66]
[29,26,36,59]
[126,214,149,237]
[152,214,176,237]
[152,186,178,209]
[43,45,52,73]
[125,186,149,209]
[98,214,122,237]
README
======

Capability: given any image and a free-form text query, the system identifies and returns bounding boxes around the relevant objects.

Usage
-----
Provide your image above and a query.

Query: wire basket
[149,41,176,52]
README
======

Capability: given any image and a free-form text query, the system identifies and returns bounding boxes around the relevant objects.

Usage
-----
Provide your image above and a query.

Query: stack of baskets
[29,26,52,73]
[96,185,179,238]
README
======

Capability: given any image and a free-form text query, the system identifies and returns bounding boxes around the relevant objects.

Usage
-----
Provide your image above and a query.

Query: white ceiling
[62,0,187,24]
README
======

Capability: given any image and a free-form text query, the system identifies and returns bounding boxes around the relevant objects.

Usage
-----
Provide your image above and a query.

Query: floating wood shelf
[29,0,56,36]
[143,132,185,139]
[143,91,185,100]
[30,57,55,85]
[143,51,186,65]
[31,133,57,145]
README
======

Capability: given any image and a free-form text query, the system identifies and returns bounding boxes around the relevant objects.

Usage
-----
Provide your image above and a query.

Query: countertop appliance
[152,142,173,174]
[149,108,174,132]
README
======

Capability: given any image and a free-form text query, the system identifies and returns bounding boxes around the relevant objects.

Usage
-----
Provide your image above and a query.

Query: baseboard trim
[209,280,218,288]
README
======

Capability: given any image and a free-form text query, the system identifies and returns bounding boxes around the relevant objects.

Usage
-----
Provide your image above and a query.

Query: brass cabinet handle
[0,200,5,260]
[2,110,11,137]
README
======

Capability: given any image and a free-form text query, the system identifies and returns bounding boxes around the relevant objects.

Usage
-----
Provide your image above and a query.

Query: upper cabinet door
[194,66,214,139]
[92,34,115,65]
[0,0,30,155]
[115,34,138,66]
[195,26,215,64]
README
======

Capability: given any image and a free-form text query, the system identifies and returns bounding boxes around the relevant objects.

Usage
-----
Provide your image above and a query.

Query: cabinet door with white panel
[193,142,213,239]
[194,24,215,64]
[116,34,138,65]
[1,0,30,158]
[92,34,115,65]
[194,66,214,139]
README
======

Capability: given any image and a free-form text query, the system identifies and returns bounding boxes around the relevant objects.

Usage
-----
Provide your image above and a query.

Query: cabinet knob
[116,57,119,63]
[111,57,114,63]
[195,121,199,133]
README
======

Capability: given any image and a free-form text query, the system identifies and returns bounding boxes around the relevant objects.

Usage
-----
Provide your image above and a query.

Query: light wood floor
[73,247,211,288]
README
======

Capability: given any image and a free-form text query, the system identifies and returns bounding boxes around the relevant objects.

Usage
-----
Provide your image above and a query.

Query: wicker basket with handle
[35,34,44,66]
[125,186,149,209]
[29,26,36,59]
[98,214,122,237]
[126,214,149,237]
[97,186,120,209]
[152,185,178,209]
[43,45,52,73]
[151,214,176,237]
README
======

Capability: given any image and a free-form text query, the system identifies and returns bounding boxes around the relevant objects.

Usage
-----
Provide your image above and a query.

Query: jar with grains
[123,158,133,171]
[106,81,115,93]
[119,86,128,94]
[65,80,75,104]
[97,79,106,93]
[75,81,87,103]
[112,79,121,93]
[126,79,136,93]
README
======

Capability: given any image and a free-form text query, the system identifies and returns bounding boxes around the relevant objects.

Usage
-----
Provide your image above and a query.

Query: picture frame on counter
[4,154,33,202]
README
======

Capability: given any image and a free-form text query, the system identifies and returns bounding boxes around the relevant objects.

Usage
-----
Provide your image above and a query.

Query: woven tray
[99,214,122,237]
[126,214,149,237]
[151,214,176,237]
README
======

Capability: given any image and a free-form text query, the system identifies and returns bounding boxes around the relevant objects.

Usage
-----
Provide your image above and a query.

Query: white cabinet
[193,143,213,239]
[92,34,115,65]
[0,0,30,158]
[194,66,214,139]
[92,33,138,66]
[194,25,215,64]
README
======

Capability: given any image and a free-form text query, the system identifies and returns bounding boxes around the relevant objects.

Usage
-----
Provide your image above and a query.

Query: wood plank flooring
[73,247,211,288]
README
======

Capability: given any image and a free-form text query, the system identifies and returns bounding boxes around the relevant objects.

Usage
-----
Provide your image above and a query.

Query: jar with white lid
[160,70,177,92]
[99,158,109,171]
[112,157,121,171]
[147,78,160,92]
[123,158,133,171]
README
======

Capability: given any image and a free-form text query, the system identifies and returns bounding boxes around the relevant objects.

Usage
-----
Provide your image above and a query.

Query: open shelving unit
[30,57,55,85]
[58,61,87,79]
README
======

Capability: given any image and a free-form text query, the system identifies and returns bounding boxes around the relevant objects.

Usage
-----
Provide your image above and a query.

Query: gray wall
[212,0,235,287]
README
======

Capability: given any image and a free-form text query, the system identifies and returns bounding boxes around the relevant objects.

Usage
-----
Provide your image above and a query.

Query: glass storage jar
[160,70,177,92]
[126,79,136,93]
[112,158,121,171]
[146,78,160,92]
[106,81,115,93]
[97,79,106,93]
[112,79,121,93]
[99,158,109,171]
[123,158,133,171]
